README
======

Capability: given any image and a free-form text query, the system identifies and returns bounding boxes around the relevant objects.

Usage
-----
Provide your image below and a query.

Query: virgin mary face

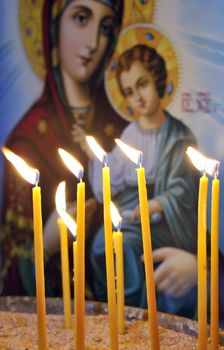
[58,0,116,84]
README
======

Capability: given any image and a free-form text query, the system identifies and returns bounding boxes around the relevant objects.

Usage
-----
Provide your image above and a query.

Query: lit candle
[57,219,72,328]
[58,148,85,350]
[210,172,220,350]
[186,147,219,350]
[2,147,47,350]
[56,182,72,329]
[198,172,208,350]
[55,181,77,340]
[110,202,125,335]
[115,139,160,350]
[210,160,220,350]
[86,136,118,350]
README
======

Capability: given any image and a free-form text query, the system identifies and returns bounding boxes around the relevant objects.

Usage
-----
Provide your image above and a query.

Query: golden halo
[19,0,45,80]
[122,0,156,27]
[105,23,181,122]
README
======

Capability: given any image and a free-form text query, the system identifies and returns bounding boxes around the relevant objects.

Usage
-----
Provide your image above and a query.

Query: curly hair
[116,44,167,98]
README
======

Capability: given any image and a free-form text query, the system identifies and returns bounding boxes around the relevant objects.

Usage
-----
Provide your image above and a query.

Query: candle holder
[1,296,224,348]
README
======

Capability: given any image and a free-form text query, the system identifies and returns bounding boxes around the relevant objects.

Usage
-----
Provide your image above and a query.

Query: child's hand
[131,205,140,221]
[153,247,197,297]
[131,199,163,221]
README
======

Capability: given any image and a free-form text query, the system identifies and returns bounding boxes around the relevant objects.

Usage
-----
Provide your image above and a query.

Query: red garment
[1,0,127,295]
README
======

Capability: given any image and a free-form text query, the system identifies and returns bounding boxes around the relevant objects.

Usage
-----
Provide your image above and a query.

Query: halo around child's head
[105,23,181,122]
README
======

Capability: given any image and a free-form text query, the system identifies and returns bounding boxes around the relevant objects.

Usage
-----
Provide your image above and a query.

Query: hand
[71,124,86,144]
[152,247,197,298]
[131,205,140,221]
[71,124,93,159]
[131,199,163,221]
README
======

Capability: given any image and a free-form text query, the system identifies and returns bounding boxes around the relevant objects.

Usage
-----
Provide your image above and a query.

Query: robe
[89,112,200,315]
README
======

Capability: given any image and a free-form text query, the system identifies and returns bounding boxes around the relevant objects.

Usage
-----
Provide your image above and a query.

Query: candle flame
[58,148,83,179]
[110,201,122,230]
[2,147,39,185]
[59,211,77,239]
[186,146,220,177]
[86,136,107,164]
[55,181,66,213]
[55,181,77,238]
[115,139,143,166]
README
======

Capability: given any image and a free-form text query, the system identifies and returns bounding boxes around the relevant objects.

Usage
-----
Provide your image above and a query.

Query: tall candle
[197,173,208,350]
[56,181,78,349]
[103,165,119,350]
[2,148,47,350]
[210,175,220,350]
[73,240,77,323]
[113,228,125,335]
[86,136,118,350]
[57,218,72,329]
[137,165,160,350]
[32,185,47,350]
[115,139,159,350]
[58,149,86,349]
[110,201,125,335]
[75,179,85,350]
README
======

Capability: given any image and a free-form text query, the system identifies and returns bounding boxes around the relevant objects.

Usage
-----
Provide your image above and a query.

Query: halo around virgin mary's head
[19,0,45,79]
[105,23,181,122]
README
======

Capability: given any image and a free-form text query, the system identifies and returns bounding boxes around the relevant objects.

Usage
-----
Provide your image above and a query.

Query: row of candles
[186,147,220,350]
[1,138,220,350]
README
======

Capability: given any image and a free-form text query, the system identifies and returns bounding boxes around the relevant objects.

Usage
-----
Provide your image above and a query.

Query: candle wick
[138,161,143,169]
[103,153,107,167]
[35,169,40,186]
[214,161,220,179]
[78,168,84,181]
[138,151,143,168]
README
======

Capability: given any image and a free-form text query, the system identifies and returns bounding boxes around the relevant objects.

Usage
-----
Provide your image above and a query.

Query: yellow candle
[103,165,119,350]
[1,148,47,350]
[198,174,208,350]
[73,240,77,326]
[75,180,85,350]
[57,149,86,347]
[137,166,160,350]
[113,229,125,335]
[210,176,220,350]
[32,186,47,350]
[57,218,72,329]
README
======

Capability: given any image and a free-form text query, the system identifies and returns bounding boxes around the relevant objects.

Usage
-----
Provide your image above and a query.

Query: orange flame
[55,181,77,238]
[2,147,39,185]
